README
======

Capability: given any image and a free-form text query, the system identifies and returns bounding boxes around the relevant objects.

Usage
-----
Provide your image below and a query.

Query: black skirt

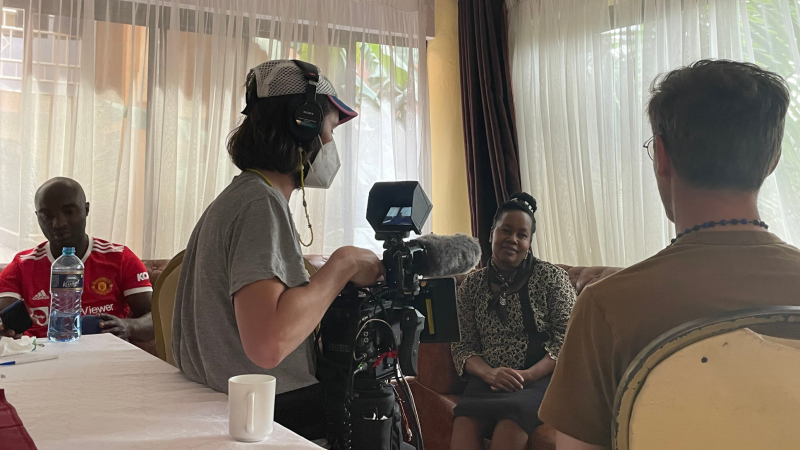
[453,374,552,437]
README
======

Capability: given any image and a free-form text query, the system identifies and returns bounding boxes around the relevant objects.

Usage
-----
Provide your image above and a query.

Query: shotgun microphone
[409,233,481,278]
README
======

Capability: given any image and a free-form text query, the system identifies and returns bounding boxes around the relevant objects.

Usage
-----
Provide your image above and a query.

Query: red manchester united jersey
[0,237,153,338]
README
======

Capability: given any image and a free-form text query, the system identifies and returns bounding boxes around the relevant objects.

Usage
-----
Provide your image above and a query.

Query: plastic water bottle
[48,247,83,342]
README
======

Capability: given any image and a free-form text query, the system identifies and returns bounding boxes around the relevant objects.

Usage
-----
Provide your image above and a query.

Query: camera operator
[172,60,384,441]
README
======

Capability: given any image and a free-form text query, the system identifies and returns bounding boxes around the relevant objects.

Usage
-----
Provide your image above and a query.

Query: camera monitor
[367,181,432,236]
[413,277,461,344]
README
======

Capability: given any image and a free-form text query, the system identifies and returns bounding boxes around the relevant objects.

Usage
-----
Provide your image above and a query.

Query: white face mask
[303,136,340,189]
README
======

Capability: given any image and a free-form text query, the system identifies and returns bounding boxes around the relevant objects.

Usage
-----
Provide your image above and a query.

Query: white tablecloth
[0,334,321,450]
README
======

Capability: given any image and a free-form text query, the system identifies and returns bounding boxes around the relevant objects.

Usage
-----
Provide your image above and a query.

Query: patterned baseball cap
[242,60,357,124]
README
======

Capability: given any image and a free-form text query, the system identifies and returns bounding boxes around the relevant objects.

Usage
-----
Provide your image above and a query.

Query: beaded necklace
[670,218,769,246]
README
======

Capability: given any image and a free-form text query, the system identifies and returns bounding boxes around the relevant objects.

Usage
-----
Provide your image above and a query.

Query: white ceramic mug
[228,374,276,442]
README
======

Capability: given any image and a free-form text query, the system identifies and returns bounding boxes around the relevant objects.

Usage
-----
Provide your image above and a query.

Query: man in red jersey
[0,177,153,340]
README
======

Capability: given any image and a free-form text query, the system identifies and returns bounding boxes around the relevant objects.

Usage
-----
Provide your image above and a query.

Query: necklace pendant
[499,295,507,306]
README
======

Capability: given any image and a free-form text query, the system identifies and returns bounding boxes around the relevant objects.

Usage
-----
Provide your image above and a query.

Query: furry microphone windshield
[410,233,482,278]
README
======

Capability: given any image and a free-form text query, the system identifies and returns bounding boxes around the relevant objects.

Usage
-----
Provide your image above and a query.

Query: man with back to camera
[171,60,385,441]
[539,60,800,449]
[0,177,154,340]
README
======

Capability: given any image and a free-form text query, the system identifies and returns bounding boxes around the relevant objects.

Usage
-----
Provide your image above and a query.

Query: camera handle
[398,308,425,376]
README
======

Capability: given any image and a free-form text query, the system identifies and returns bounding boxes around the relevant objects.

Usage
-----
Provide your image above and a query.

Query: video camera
[317,181,476,450]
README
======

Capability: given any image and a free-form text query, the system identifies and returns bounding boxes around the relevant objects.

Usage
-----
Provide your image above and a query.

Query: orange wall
[429,0,472,236]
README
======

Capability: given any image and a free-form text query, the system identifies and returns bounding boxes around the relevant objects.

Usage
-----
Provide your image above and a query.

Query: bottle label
[51,273,84,290]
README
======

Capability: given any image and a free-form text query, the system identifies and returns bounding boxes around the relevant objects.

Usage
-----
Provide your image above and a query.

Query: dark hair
[227,76,337,173]
[493,192,537,233]
[647,59,790,191]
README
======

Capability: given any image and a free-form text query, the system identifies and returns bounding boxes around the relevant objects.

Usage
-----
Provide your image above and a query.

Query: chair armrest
[408,379,459,450]
[556,264,623,295]
[416,343,466,395]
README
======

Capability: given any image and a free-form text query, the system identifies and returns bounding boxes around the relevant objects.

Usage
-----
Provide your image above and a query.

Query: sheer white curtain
[507,0,800,268]
[0,0,430,262]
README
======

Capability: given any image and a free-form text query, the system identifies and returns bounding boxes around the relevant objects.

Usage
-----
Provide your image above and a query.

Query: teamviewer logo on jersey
[30,306,49,326]
[32,290,49,301]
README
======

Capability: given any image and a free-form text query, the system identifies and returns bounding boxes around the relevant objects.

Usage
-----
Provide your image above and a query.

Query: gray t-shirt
[172,171,316,394]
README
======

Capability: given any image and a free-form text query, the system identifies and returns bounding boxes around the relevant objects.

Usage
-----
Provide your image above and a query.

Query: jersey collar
[46,236,93,263]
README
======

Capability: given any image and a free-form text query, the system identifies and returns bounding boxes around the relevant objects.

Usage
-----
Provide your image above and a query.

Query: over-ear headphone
[287,60,323,144]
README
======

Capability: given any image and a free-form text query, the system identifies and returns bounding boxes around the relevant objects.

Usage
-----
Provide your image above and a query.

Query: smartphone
[0,300,33,335]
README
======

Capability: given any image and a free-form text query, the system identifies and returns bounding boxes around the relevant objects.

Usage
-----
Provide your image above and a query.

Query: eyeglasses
[643,136,655,161]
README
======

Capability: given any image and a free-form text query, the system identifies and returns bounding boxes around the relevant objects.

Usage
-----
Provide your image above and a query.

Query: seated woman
[450,193,576,450]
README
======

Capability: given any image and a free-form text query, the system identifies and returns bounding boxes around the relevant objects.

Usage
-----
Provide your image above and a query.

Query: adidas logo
[32,290,49,301]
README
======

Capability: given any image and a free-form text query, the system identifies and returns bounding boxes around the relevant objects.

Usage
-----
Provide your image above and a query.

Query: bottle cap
[62,247,76,256]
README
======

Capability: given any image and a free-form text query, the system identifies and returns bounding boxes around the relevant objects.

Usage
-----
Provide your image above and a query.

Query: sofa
[407,264,621,450]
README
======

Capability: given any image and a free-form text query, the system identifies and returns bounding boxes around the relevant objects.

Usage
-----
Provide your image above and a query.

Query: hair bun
[510,192,537,213]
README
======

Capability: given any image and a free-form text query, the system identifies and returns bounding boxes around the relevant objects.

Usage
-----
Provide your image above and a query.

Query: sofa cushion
[417,343,465,395]
[557,264,622,294]
[142,259,171,287]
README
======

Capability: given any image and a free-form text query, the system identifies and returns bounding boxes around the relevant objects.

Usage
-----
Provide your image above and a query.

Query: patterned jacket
[451,260,576,376]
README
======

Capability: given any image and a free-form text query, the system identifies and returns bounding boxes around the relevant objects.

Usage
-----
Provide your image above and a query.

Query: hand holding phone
[0,300,33,336]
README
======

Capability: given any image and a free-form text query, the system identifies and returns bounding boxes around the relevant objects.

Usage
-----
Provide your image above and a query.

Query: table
[0,334,322,450]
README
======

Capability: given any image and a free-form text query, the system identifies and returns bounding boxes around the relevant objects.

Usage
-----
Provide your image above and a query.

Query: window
[0,0,430,261]
[0,8,24,91]
[1,7,81,95]
[508,0,800,266]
